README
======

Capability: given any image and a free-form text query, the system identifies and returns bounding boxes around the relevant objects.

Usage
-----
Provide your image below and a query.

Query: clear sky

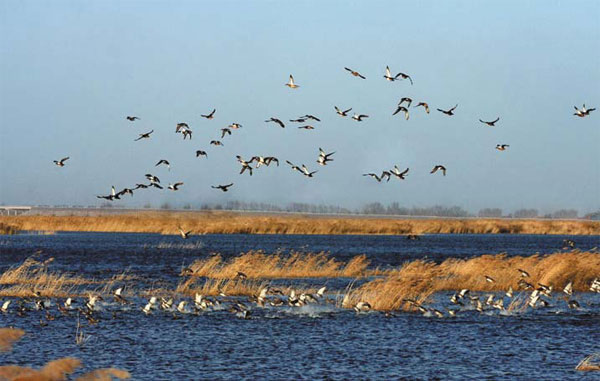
[0,1,598,213]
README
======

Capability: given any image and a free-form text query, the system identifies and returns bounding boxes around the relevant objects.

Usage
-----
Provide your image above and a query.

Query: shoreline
[1,212,599,235]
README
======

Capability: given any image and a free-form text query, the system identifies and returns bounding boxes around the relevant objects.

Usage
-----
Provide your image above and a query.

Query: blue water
[1,233,599,379]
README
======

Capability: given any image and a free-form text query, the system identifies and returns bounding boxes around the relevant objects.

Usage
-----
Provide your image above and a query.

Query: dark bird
[363,173,382,182]
[201,109,216,119]
[175,123,189,133]
[518,268,530,278]
[221,128,232,138]
[380,171,391,182]
[286,160,302,173]
[298,125,315,130]
[134,183,150,189]
[265,117,285,128]
[290,118,307,123]
[196,150,207,158]
[182,129,192,140]
[352,114,369,121]
[155,159,170,170]
[212,183,234,192]
[393,105,410,120]
[285,74,300,88]
[437,105,458,116]
[303,114,321,122]
[395,72,413,85]
[229,123,243,129]
[398,97,413,107]
[126,116,140,121]
[335,106,352,117]
[574,104,595,118]
[53,157,70,167]
[414,102,430,113]
[210,140,224,146]
[344,67,366,79]
[135,130,154,141]
[480,117,500,126]
[496,144,509,151]
[430,165,447,176]
[168,182,184,191]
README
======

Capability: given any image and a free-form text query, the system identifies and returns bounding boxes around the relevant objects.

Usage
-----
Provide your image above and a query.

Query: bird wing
[61,157,70,162]
[492,117,500,123]
[385,66,391,77]
[344,67,353,73]
[343,108,352,114]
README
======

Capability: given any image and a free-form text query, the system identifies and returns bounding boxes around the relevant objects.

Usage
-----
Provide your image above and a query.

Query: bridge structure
[0,206,32,216]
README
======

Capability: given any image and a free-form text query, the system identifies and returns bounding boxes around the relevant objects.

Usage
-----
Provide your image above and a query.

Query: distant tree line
[41,201,599,220]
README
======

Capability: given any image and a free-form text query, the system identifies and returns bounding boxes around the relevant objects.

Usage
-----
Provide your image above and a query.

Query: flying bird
[212,183,233,192]
[126,116,140,121]
[298,125,315,130]
[236,155,253,176]
[303,114,321,122]
[155,159,170,170]
[414,102,430,113]
[574,104,595,117]
[229,123,243,129]
[300,164,318,177]
[285,74,300,88]
[317,148,335,165]
[393,106,410,120]
[221,128,232,138]
[53,157,69,167]
[430,165,447,176]
[363,173,382,182]
[135,130,154,141]
[335,106,352,117]
[175,123,189,133]
[383,66,407,82]
[352,114,369,121]
[390,166,409,179]
[496,144,509,151]
[196,150,207,158]
[480,117,500,126]
[210,140,224,146]
[168,182,183,191]
[344,67,366,79]
[265,117,285,128]
[437,105,458,116]
[181,129,192,140]
[201,109,216,119]
[396,72,413,85]
[398,97,413,108]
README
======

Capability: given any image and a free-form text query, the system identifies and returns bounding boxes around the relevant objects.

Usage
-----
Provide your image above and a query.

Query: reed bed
[2,213,599,235]
[576,353,600,371]
[0,327,25,352]
[0,222,19,235]
[0,327,131,380]
[0,258,93,298]
[343,251,600,311]
[184,250,370,279]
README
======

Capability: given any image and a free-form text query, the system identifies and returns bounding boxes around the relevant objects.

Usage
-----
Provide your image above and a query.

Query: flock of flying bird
[51,65,596,202]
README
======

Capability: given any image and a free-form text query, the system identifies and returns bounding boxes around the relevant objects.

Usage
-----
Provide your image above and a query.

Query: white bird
[177,301,187,313]
[1,300,10,312]
[168,182,184,191]
[353,301,372,312]
[178,227,191,239]
[563,281,573,296]
[285,74,300,88]
[316,286,326,298]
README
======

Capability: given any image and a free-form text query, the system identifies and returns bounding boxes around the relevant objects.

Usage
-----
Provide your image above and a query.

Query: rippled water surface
[1,233,599,379]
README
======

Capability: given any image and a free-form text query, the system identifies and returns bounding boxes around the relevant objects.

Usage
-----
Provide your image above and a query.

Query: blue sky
[0,1,598,213]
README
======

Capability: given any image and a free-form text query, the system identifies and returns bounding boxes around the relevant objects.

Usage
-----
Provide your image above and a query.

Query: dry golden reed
[0,222,19,235]
[0,258,92,298]
[0,327,25,352]
[344,251,600,311]
[0,357,81,381]
[2,212,598,235]
[184,250,370,279]
[576,353,600,371]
